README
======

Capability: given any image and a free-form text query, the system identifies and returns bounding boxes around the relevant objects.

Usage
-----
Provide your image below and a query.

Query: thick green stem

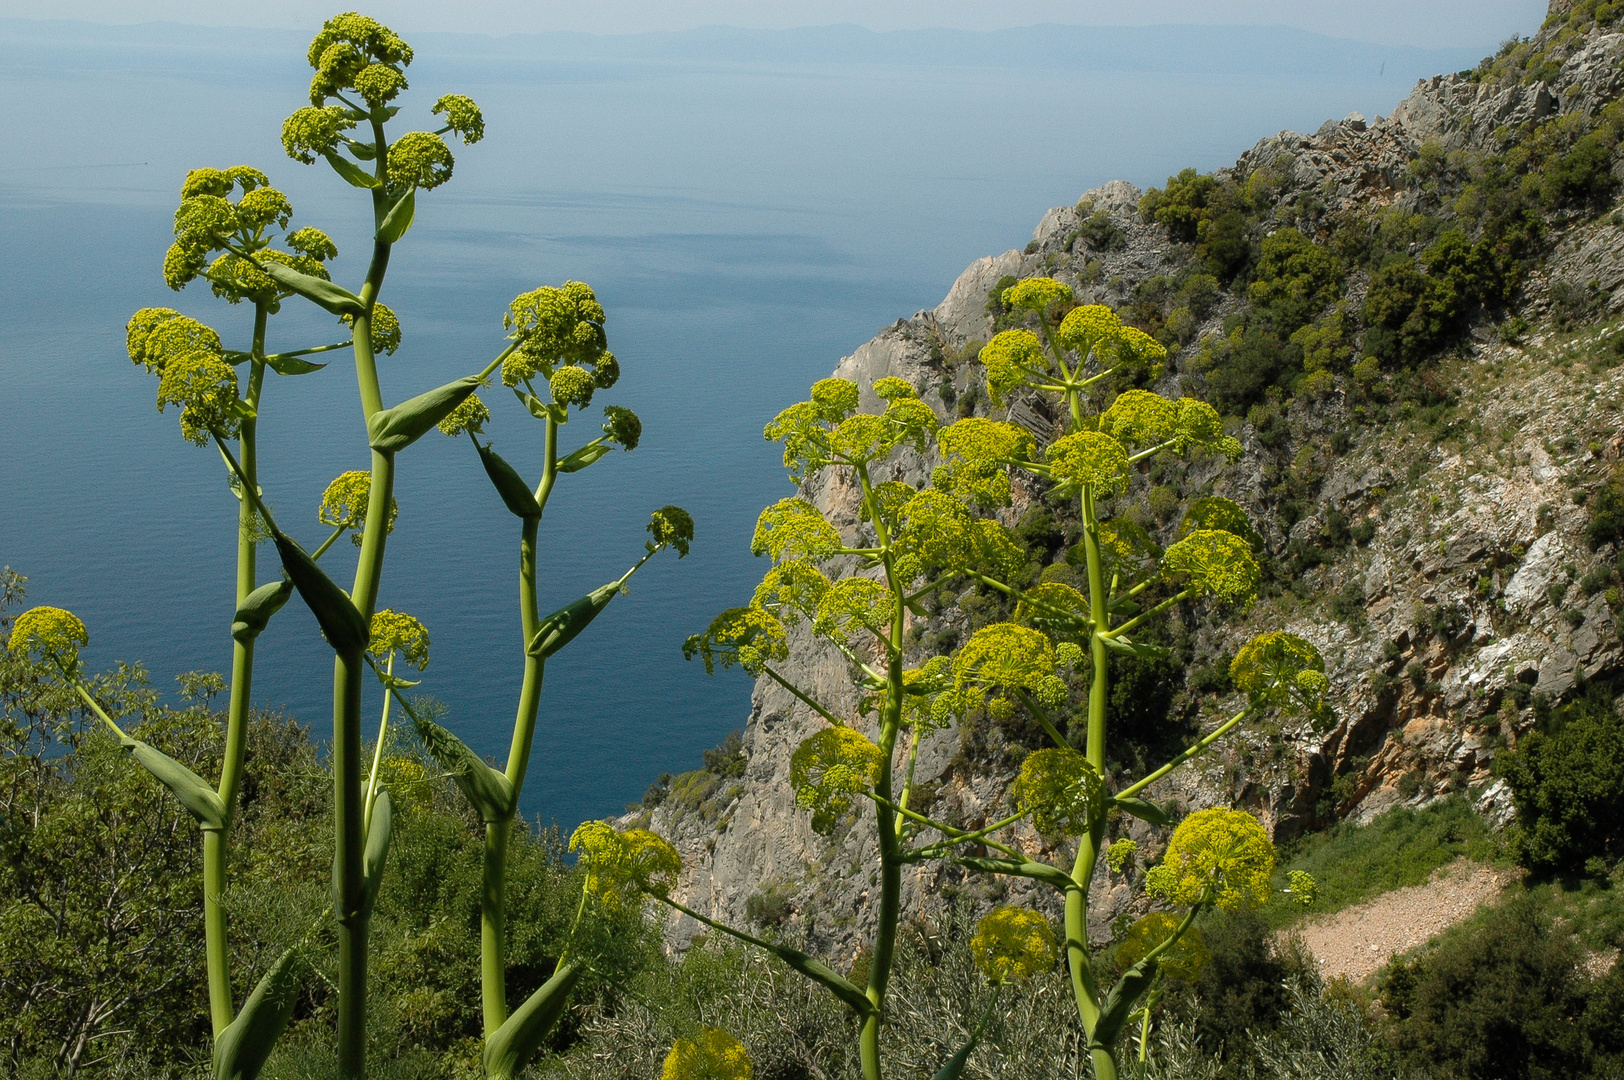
[205,307,269,1038]
[857,463,902,1080]
[334,238,393,1080]
[481,818,511,1038]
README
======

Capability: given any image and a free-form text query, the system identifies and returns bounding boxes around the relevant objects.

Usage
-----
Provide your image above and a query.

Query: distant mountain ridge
[0,17,1483,78]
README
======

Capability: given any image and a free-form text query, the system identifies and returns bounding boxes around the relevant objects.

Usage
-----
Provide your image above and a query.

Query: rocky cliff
[629,2,1624,958]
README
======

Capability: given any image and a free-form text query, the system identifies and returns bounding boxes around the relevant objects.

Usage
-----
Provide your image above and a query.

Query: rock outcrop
[632,3,1624,956]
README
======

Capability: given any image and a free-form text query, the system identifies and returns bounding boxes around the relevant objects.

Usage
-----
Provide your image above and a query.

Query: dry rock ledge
[627,8,1624,958]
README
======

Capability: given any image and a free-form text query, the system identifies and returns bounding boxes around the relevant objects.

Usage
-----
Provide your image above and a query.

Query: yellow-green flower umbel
[661,1028,753,1080]
[971,906,1059,984]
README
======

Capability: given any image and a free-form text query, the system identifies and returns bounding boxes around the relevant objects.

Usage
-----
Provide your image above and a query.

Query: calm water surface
[0,20,1476,828]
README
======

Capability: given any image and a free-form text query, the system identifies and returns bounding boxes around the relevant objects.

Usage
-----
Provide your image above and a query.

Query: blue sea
[0,18,1479,830]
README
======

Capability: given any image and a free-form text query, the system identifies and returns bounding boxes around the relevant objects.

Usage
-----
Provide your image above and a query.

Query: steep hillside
[630,0,1624,956]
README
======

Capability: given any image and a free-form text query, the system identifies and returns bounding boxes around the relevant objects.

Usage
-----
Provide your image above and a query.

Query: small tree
[627,279,1327,1079]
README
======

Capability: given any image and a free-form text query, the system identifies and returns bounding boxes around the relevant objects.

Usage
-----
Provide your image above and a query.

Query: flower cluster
[751,498,843,564]
[1285,870,1318,908]
[1114,912,1209,983]
[436,393,489,436]
[661,1028,753,1080]
[367,609,430,671]
[1053,303,1122,360]
[952,622,1069,717]
[751,561,831,626]
[979,329,1048,405]
[319,470,399,545]
[790,727,883,834]
[432,94,485,144]
[1004,276,1073,312]
[162,168,334,303]
[933,419,1034,509]
[648,506,695,557]
[305,13,413,104]
[1145,808,1275,912]
[501,282,612,391]
[1161,529,1260,607]
[1230,631,1330,715]
[8,606,89,670]
[1010,748,1104,838]
[155,349,240,445]
[340,303,401,356]
[1105,837,1138,874]
[971,906,1058,984]
[764,377,936,480]
[683,607,789,676]
[1177,496,1258,545]
[812,577,894,647]
[126,310,223,375]
[387,130,454,191]
[1045,430,1129,493]
[568,822,682,913]
[602,405,642,450]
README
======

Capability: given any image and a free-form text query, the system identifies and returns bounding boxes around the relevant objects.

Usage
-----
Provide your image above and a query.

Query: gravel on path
[1292,858,1514,983]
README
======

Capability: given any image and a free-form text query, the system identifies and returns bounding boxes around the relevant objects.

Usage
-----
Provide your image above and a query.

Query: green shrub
[1380,895,1597,1080]
[1586,471,1624,549]
[1498,683,1624,874]
[1247,230,1344,334]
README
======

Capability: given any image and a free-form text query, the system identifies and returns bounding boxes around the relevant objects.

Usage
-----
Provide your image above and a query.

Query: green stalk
[335,227,394,1080]
[205,303,270,1039]
[482,415,556,1046]
[857,463,902,1080]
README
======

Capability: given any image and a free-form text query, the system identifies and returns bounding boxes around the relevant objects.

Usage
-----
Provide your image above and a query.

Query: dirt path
[1292,858,1514,983]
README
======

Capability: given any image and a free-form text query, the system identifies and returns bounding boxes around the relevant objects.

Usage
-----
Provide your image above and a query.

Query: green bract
[567,823,681,914]
[8,606,89,668]
[1045,430,1129,492]
[1161,529,1261,606]
[1003,276,1073,312]
[1011,748,1104,838]
[790,727,884,834]
[933,418,1034,508]
[751,498,842,563]
[1114,913,1208,983]
[367,609,430,670]
[970,906,1058,984]
[661,1028,753,1080]
[683,607,789,676]
[1145,808,1275,911]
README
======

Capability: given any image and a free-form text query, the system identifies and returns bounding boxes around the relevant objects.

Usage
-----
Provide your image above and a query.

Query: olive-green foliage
[538,903,1391,1080]
[0,589,209,1076]
[1182,909,1311,1077]
[1261,798,1498,928]
[1246,229,1343,335]
[1586,468,1624,550]
[1138,170,1255,280]
[0,577,657,1079]
[1497,683,1624,874]
[1379,893,1624,1080]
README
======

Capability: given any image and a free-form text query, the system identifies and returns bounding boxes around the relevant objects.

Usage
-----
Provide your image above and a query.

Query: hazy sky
[3,1,1551,50]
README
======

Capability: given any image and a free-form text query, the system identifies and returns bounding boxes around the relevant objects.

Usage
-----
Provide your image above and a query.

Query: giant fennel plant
[576,279,1332,1080]
[13,12,688,1080]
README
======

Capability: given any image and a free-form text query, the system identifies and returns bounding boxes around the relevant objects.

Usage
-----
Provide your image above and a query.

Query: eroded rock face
[637,11,1624,955]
